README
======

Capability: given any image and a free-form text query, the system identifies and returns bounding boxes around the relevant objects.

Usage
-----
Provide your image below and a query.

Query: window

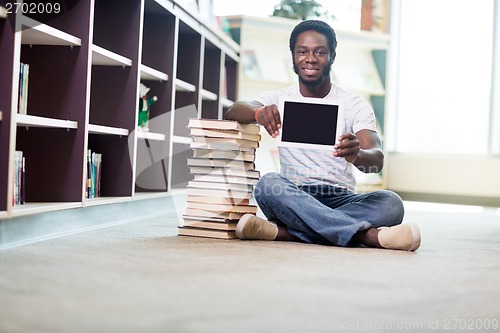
[389,0,495,155]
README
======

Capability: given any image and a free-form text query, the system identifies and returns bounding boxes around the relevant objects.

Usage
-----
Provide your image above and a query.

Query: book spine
[21,156,25,205]
[87,149,92,199]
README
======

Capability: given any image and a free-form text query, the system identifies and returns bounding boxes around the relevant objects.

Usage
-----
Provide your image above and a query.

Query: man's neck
[299,81,332,98]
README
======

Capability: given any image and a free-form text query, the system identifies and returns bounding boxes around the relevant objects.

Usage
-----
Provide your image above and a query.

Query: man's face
[292,30,334,88]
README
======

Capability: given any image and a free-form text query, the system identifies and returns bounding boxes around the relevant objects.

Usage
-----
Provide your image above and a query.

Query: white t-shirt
[255,83,377,192]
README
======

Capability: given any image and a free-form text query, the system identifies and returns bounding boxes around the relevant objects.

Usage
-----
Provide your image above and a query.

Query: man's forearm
[353,148,384,174]
[225,101,262,124]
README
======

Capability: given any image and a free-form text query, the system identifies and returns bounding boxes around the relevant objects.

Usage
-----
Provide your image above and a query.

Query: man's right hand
[255,104,281,138]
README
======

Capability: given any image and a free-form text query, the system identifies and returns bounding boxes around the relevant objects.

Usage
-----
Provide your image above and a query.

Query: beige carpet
[0,202,499,333]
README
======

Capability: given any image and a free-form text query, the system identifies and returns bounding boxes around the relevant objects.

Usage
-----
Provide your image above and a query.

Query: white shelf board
[83,196,132,207]
[220,97,234,108]
[0,6,7,19]
[201,89,217,101]
[172,135,192,144]
[140,64,169,81]
[175,78,196,92]
[136,130,166,141]
[20,15,81,46]
[92,45,132,66]
[88,124,129,136]
[16,114,78,129]
[133,192,170,201]
[10,202,82,217]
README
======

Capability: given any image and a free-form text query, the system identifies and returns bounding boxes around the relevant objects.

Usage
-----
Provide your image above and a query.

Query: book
[188,180,252,192]
[86,149,102,199]
[193,174,259,186]
[187,157,255,170]
[184,208,247,220]
[190,141,256,153]
[187,201,258,214]
[178,226,237,239]
[182,214,239,223]
[181,219,238,231]
[186,187,252,200]
[18,63,29,115]
[192,149,255,162]
[190,128,261,142]
[192,136,259,148]
[13,150,25,206]
[187,118,260,135]
[189,166,261,179]
[187,195,250,206]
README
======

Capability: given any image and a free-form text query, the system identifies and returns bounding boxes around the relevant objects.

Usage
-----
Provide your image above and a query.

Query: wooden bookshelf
[0,0,239,219]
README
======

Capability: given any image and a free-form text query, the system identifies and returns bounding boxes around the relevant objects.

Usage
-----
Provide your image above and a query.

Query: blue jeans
[254,173,405,246]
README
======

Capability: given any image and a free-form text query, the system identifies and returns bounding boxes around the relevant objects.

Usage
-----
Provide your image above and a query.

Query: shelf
[0,111,2,121]
[201,89,217,101]
[337,30,390,50]
[10,202,82,217]
[88,124,129,136]
[16,114,78,129]
[20,15,81,46]
[172,135,192,144]
[140,64,169,81]
[220,97,234,108]
[92,45,132,66]
[133,192,170,201]
[0,6,6,19]
[136,130,166,141]
[83,196,132,207]
[175,78,196,92]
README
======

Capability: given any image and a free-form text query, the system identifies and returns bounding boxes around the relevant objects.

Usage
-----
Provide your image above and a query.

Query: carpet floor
[0,201,499,333]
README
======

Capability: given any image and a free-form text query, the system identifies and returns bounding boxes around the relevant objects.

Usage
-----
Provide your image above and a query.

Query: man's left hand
[333,133,360,164]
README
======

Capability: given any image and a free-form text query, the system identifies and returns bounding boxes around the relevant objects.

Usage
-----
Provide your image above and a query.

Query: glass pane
[395,0,494,154]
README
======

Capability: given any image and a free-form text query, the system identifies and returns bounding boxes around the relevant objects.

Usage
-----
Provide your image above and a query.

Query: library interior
[0,0,499,332]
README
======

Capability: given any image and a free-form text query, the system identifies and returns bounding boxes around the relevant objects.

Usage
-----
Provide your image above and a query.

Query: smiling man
[225,20,421,251]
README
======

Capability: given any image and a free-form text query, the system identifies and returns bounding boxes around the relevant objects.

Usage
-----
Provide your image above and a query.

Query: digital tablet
[276,96,345,150]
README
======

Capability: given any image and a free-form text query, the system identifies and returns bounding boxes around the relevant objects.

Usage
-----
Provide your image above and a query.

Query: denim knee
[379,190,405,224]
[254,173,287,203]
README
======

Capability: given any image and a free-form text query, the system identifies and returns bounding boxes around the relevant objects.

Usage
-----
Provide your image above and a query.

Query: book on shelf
[189,166,261,179]
[13,150,25,206]
[187,201,258,214]
[188,118,260,135]
[188,180,253,193]
[192,149,255,162]
[178,226,237,239]
[187,194,250,206]
[186,187,252,200]
[190,141,256,153]
[18,63,29,115]
[190,128,261,142]
[192,136,259,148]
[187,157,255,170]
[86,149,102,199]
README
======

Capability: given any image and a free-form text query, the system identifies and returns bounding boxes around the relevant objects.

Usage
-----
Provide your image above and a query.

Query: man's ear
[330,52,336,64]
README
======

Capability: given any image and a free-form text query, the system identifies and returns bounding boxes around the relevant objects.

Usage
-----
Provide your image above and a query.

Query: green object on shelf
[138,83,157,129]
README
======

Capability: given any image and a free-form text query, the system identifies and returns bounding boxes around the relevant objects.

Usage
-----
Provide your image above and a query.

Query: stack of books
[178,118,262,239]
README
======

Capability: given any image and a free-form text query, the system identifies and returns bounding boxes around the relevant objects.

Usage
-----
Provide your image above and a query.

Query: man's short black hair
[289,20,337,56]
